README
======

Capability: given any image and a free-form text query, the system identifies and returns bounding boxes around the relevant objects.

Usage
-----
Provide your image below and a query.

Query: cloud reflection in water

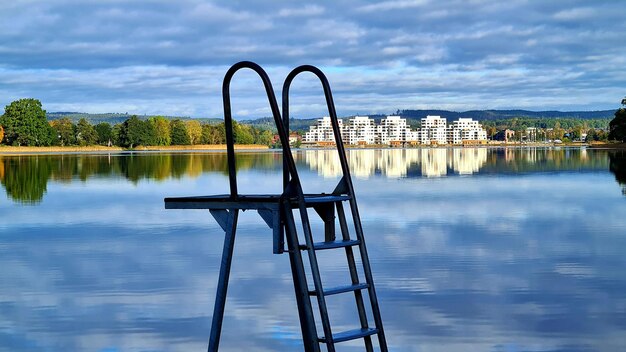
[1,148,625,351]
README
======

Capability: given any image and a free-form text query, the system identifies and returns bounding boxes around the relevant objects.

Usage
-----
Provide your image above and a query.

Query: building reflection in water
[0,148,616,204]
[299,148,488,178]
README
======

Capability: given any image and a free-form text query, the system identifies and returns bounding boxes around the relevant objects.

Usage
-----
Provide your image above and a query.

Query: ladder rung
[302,194,351,205]
[312,239,360,250]
[319,327,378,343]
[308,283,369,296]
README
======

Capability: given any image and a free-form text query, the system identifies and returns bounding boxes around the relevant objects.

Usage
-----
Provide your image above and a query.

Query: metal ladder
[282,65,388,352]
[165,61,387,352]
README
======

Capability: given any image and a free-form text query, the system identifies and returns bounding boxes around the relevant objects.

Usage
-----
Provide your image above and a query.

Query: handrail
[222,61,301,199]
[282,65,354,192]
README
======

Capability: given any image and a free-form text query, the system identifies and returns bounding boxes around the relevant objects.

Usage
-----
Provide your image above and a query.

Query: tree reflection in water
[608,150,626,195]
[0,156,52,204]
[0,152,278,204]
[0,148,619,204]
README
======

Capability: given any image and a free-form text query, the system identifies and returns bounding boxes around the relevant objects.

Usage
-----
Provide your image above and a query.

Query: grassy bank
[588,142,626,149]
[0,144,269,154]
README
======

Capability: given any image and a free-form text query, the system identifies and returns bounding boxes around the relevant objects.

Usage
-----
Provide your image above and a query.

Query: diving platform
[165,61,388,352]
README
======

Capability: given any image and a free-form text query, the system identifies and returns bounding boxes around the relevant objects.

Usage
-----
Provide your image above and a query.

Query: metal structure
[165,61,387,352]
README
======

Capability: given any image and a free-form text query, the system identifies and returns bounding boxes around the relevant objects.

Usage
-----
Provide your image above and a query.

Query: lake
[1,148,625,352]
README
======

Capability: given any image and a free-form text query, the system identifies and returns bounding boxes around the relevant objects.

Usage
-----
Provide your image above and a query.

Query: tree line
[2,97,625,147]
[0,98,274,147]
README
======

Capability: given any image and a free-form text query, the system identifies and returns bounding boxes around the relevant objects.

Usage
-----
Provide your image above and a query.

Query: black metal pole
[208,210,239,352]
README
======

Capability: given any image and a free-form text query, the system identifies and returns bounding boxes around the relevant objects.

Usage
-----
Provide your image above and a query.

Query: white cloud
[0,0,624,116]
[277,5,324,17]
[358,0,430,12]
[554,7,597,20]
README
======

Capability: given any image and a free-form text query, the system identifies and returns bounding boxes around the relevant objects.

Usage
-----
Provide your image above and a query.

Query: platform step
[309,283,369,296]
[302,194,350,205]
[311,239,360,250]
[319,327,378,343]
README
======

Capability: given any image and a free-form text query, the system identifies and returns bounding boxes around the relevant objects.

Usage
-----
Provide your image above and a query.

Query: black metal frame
[283,66,388,352]
[165,61,387,352]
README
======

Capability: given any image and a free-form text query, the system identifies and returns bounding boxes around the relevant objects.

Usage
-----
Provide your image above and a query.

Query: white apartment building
[447,128,462,144]
[420,115,448,145]
[303,116,343,143]
[377,115,407,145]
[344,116,376,145]
[405,129,420,144]
[303,115,487,146]
[449,118,487,143]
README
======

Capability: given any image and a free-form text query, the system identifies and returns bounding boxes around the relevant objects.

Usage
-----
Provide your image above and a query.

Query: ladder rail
[282,65,388,351]
[336,202,374,352]
[282,200,321,352]
[294,197,337,350]
[347,194,389,351]
[219,61,321,352]
[222,61,303,199]
[282,65,353,189]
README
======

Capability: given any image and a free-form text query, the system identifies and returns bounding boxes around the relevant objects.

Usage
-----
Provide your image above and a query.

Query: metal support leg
[283,202,320,352]
[208,209,239,352]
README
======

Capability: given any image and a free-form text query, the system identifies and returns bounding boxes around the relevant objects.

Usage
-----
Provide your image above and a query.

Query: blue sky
[1,0,624,119]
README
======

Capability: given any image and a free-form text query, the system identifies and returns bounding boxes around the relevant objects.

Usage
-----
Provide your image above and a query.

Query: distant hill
[240,117,318,132]
[46,109,616,131]
[397,109,614,120]
[46,112,221,125]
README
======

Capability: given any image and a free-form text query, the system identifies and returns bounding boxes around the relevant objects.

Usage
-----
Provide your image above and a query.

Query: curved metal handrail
[282,65,353,192]
[222,61,301,199]
[283,66,389,350]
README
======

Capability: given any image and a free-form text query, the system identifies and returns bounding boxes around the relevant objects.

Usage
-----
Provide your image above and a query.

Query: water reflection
[300,148,488,178]
[0,148,618,204]
[608,150,626,195]
[301,147,607,178]
[1,148,622,205]
[1,148,626,351]
[0,152,277,204]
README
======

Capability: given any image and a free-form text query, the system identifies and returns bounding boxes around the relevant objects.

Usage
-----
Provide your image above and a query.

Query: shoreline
[2,142,625,155]
[0,144,269,155]
[587,142,626,149]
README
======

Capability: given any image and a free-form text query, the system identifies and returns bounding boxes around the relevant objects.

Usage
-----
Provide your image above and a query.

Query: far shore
[0,144,269,155]
[587,142,626,149]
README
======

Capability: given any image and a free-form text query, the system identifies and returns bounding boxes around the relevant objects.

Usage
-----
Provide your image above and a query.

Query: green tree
[233,120,254,144]
[50,118,76,146]
[201,123,226,144]
[0,98,55,146]
[76,118,98,146]
[571,127,582,141]
[95,122,113,146]
[256,129,274,145]
[608,103,626,142]
[149,116,171,146]
[118,115,155,148]
[143,119,157,146]
[170,119,190,145]
[586,128,597,142]
[185,120,202,145]
[112,123,122,146]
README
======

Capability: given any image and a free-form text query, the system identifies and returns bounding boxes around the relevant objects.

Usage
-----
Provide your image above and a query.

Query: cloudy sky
[1,0,625,119]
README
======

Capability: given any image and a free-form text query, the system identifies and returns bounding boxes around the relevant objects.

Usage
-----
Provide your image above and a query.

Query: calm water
[1,148,625,352]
